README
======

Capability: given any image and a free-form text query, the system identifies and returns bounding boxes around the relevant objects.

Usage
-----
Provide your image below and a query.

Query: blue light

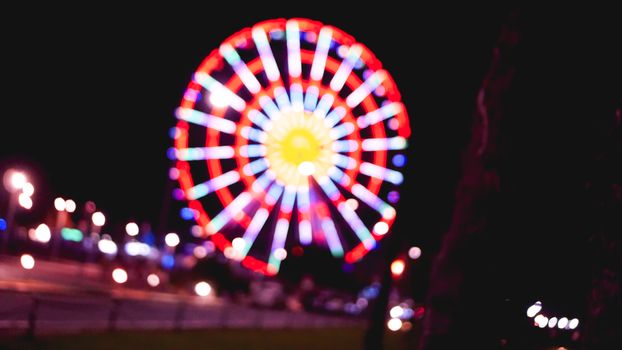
[168,127,179,139]
[0,218,6,231]
[359,283,380,299]
[387,191,400,204]
[161,254,175,269]
[143,231,155,246]
[270,30,284,40]
[180,207,195,220]
[392,154,406,167]
[172,189,185,201]
[166,147,177,160]
[342,263,354,273]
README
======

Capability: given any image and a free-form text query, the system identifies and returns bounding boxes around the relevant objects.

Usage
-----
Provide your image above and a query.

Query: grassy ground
[0,328,416,350]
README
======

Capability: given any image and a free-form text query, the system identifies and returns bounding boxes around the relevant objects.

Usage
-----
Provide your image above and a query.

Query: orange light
[391,259,405,277]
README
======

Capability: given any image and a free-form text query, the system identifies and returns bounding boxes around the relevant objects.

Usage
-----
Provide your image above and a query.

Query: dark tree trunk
[582,101,622,349]
[419,12,520,350]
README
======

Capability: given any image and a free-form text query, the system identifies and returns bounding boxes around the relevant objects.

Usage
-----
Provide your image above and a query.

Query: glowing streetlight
[20,254,35,269]
[147,273,160,287]
[387,318,402,332]
[408,246,422,260]
[112,268,128,284]
[193,245,207,259]
[526,301,542,318]
[34,223,51,243]
[558,317,569,329]
[534,314,548,328]
[98,238,118,255]
[391,259,406,277]
[65,199,76,213]
[165,232,180,247]
[194,281,212,297]
[568,318,579,330]
[390,305,404,318]
[92,212,106,227]
[4,170,27,192]
[22,183,34,197]
[18,193,33,209]
[54,197,66,211]
[125,222,139,236]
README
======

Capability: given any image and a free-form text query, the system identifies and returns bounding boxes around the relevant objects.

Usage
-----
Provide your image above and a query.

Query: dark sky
[1,5,620,301]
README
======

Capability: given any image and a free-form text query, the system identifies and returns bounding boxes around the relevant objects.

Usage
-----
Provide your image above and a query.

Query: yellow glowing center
[281,129,321,164]
[265,110,334,187]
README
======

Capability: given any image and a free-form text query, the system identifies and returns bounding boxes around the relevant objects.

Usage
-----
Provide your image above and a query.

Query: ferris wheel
[169,18,411,275]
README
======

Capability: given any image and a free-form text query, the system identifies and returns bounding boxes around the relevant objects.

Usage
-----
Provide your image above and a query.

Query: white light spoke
[332,154,357,169]
[252,27,281,82]
[290,83,304,112]
[360,162,404,185]
[332,139,359,153]
[361,137,407,151]
[274,86,291,112]
[247,109,273,131]
[220,43,262,94]
[328,166,351,187]
[351,184,396,219]
[324,106,346,128]
[194,72,246,112]
[313,94,335,119]
[356,102,403,129]
[174,146,235,161]
[321,218,344,257]
[243,158,269,176]
[241,126,267,143]
[205,191,252,234]
[239,144,267,158]
[329,122,355,140]
[330,44,363,92]
[337,202,376,250]
[187,170,241,200]
[240,207,270,257]
[304,85,319,111]
[346,70,387,108]
[259,96,281,120]
[286,20,302,78]
[310,27,332,81]
[176,108,237,134]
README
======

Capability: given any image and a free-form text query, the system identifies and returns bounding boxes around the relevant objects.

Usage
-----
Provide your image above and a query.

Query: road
[0,256,362,336]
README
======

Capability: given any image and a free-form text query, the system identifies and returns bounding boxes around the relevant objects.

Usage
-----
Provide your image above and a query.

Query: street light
[408,246,422,260]
[92,212,106,227]
[20,254,35,270]
[33,223,51,243]
[54,197,66,211]
[22,182,34,197]
[65,199,76,213]
[3,169,32,252]
[390,259,406,278]
[125,222,139,237]
[147,274,160,287]
[112,268,128,284]
[4,169,27,192]
[165,232,180,247]
[194,281,212,297]
[18,193,33,209]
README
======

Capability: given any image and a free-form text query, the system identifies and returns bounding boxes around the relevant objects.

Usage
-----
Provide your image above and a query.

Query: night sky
[1,4,620,303]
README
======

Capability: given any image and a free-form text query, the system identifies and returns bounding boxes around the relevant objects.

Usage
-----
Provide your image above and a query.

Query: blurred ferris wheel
[169,18,411,275]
